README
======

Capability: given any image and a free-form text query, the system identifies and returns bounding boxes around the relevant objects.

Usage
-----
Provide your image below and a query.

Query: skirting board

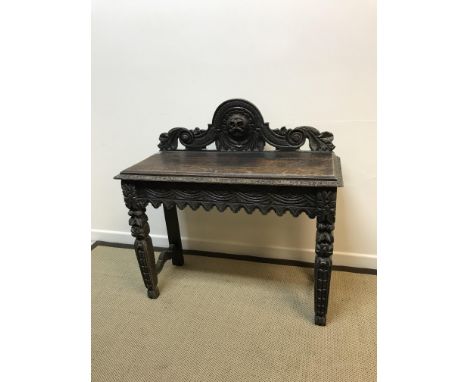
[91,229,377,270]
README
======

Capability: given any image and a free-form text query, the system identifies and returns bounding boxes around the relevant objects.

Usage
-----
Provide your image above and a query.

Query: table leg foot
[147,288,160,299]
[314,315,326,326]
[171,255,184,266]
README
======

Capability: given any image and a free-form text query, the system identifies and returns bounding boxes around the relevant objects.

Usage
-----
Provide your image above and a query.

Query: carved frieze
[122,181,336,219]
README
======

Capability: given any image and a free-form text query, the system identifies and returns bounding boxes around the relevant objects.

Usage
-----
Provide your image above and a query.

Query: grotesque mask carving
[226,113,250,141]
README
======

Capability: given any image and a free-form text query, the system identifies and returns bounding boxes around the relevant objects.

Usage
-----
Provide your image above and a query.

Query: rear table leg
[163,205,184,266]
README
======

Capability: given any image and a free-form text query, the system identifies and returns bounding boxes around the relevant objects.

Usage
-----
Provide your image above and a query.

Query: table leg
[163,205,184,266]
[128,207,159,299]
[314,191,336,326]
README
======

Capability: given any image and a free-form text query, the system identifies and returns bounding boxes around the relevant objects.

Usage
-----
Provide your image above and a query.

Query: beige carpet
[92,245,376,382]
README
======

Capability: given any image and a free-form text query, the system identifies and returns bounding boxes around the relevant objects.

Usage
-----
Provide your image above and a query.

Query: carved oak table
[115,99,343,326]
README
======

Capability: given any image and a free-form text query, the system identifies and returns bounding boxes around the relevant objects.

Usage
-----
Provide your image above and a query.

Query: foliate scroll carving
[269,126,335,151]
[122,181,148,211]
[158,127,214,151]
[158,99,335,152]
[122,181,136,196]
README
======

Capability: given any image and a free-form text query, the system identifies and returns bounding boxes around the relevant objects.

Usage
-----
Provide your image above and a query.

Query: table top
[115,151,343,187]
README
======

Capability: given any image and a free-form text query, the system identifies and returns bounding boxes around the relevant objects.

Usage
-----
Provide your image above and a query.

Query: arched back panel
[158,99,335,152]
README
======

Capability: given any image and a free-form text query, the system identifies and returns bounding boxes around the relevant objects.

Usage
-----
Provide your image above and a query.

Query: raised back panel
[158,99,335,152]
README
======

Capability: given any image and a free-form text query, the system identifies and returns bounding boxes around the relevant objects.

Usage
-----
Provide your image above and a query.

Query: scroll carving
[158,99,335,152]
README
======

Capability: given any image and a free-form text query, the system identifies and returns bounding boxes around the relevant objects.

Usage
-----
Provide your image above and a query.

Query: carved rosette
[158,99,335,152]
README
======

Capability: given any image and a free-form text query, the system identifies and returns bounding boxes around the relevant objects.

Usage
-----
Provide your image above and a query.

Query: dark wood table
[115,99,343,326]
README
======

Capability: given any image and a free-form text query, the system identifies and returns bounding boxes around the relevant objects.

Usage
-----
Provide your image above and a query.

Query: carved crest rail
[158,99,335,152]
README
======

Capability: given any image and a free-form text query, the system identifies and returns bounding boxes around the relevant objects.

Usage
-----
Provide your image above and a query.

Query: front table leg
[314,190,336,326]
[128,207,159,299]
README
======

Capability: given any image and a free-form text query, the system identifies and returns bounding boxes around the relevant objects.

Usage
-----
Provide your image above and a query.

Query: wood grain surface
[115,151,343,187]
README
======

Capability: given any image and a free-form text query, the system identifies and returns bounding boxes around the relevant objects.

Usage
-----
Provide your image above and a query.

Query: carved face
[226,113,249,140]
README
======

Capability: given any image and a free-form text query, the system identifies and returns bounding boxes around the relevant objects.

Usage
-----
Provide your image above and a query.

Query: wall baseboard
[91,229,377,270]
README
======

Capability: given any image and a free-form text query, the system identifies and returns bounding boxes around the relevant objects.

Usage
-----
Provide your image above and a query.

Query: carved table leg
[129,208,159,299]
[314,189,336,326]
[122,181,159,299]
[163,205,184,266]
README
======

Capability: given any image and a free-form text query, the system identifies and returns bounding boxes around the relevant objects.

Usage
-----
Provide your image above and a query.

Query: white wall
[92,0,376,268]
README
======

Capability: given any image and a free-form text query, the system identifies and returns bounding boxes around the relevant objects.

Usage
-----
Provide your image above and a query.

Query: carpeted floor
[92,245,376,382]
